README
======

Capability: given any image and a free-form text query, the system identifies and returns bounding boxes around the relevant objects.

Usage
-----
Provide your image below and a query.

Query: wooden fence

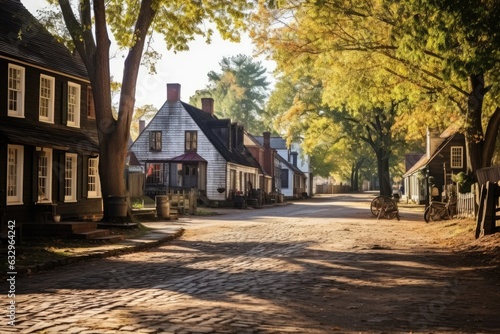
[315,184,351,194]
[456,192,475,219]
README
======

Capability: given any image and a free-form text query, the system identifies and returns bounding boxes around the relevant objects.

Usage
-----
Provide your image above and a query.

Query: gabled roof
[0,0,88,79]
[254,136,288,150]
[403,125,462,178]
[181,102,259,168]
[277,154,305,176]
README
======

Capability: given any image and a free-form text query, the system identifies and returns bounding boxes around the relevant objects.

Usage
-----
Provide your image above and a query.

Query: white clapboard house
[129,83,261,201]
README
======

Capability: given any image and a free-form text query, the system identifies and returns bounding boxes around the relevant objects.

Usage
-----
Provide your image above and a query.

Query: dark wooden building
[403,125,468,203]
[0,0,101,228]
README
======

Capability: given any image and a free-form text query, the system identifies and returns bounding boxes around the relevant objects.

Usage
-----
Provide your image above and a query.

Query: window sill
[6,201,24,206]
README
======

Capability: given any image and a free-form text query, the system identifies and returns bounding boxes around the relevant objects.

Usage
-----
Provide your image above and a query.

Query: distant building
[403,125,467,203]
[254,136,312,198]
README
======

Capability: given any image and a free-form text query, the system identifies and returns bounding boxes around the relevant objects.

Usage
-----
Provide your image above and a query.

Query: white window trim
[64,153,78,202]
[7,145,24,205]
[37,148,53,203]
[87,157,101,198]
[450,146,463,169]
[39,74,55,123]
[67,82,81,128]
[8,64,25,118]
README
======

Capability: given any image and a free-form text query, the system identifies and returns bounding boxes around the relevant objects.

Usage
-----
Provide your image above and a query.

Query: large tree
[43,0,251,218]
[250,0,500,177]
[189,54,271,134]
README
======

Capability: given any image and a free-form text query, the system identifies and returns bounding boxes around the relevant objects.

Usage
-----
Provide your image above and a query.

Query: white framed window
[450,146,463,169]
[7,145,24,205]
[39,74,55,123]
[37,148,53,203]
[88,157,101,198]
[64,153,78,202]
[67,82,81,127]
[8,64,25,117]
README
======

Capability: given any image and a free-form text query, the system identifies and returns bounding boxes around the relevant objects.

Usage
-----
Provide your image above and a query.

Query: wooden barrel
[108,195,127,217]
[156,195,170,218]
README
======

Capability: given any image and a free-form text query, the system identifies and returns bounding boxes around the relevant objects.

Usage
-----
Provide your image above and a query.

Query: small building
[254,135,311,198]
[129,83,261,202]
[403,125,467,204]
[244,131,279,195]
[0,0,101,226]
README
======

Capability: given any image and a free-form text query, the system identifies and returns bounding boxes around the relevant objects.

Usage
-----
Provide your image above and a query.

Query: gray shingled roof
[0,0,88,79]
[254,136,288,150]
[181,102,259,168]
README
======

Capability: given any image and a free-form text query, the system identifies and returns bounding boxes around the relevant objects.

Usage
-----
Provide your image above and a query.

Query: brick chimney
[139,119,146,134]
[263,132,273,176]
[263,131,271,148]
[167,83,181,101]
[201,98,214,115]
[291,152,298,167]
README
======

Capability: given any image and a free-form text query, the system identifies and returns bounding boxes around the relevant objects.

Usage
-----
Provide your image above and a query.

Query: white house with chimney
[128,83,261,201]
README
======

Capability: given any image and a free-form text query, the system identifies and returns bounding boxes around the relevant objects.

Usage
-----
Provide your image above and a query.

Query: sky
[23,0,275,108]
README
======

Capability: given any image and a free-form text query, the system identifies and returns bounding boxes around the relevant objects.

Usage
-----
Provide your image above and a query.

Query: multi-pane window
[37,149,53,203]
[87,87,95,119]
[149,131,162,151]
[450,146,463,169]
[145,163,163,185]
[7,145,24,205]
[67,82,81,127]
[39,75,55,123]
[8,64,25,117]
[185,131,197,152]
[88,157,101,198]
[64,153,78,202]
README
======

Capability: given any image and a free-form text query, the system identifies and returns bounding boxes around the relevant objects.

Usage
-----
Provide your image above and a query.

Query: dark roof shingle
[0,0,88,79]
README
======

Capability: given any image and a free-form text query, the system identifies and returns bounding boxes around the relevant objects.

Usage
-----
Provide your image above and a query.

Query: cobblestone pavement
[5,194,500,333]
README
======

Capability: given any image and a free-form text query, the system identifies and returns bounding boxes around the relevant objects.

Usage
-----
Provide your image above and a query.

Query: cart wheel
[370,196,384,217]
[424,205,440,223]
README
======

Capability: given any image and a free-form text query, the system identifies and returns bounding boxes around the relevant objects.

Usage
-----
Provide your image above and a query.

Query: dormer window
[185,131,197,152]
[39,75,55,123]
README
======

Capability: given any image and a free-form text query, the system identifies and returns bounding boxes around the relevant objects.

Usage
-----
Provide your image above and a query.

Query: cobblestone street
[5,194,500,333]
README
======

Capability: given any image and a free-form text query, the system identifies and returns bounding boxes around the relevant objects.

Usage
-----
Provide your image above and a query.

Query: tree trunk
[466,74,486,174]
[377,150,392,196]
[482,107,500,168]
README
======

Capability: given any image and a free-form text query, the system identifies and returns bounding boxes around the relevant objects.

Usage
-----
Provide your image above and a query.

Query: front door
[183,164,198,188]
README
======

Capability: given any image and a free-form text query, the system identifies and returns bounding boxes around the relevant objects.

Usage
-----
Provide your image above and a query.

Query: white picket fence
[456,192,475,218]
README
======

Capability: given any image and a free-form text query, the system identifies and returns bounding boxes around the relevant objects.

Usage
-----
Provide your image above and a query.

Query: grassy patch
[1,224,151,272]
[131,196,156,209]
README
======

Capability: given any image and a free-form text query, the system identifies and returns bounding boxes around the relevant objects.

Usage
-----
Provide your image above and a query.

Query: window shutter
[82,156,88,198]
[32,149,38,203]
[58,152,66,202]
[77,155,83,200]
[62,83,68,125]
